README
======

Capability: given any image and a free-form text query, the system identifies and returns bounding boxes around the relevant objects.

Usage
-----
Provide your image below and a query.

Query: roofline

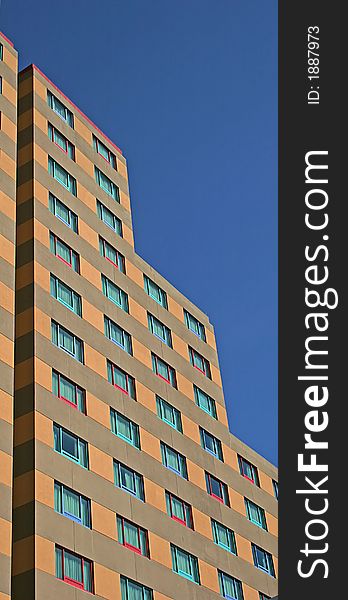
[0,31,15,47]
[20,64,123,156]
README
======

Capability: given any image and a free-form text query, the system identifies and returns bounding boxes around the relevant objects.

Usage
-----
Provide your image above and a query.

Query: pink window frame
[119,517,146,556]
[58,547,93,593]
[101,238,121,269]
[56,373,78,410]
[240,458,256,484]
[190,348,208,375]
[111,364,133,396]
[96,138,116,169]
[50,124,75,159]
[169,493,190,527]
[52,234,73,267]
[208,475,225,503]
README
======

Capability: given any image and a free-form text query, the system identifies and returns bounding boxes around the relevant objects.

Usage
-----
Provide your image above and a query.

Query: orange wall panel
[199,560,219,593]
[148,532,171,568]
[84,345,106,378]
[186,460,206,491]
[140,429,161,462]
[91,502,116,539]
[235,534,253,564]
[89,445,114,483]
[144,479,166,513]
[94,564,121,600]
[86,393,110,429]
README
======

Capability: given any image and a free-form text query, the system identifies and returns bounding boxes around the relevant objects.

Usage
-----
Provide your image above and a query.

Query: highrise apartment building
[1,30,278,600]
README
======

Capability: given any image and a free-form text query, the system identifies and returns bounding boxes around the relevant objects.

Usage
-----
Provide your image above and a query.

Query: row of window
[52,412,270,531]
[55,542,273,598]
[48,90,118,172]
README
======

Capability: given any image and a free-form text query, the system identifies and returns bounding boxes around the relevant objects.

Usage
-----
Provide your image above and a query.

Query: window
[93,135,117,169]
[200,428,223,461]
[50,275,81,316]
[212,519,236,554]
[171,545,200,584]
[273,479,278,500]
[117,516,149,556]
[0,76,3,95]
[194,385,217,418]
[54,481,91,528]
[95,166,119,201]
[104,316,132,354]
[110,408,140,449]
[49,193,78,232]
[97,200,122,236]
[107,360,136,399]
[48,123,75,159]
[259,594,271,600]
[205,472,229,505]
[101,275,128,312]
[238,456,260,486]
[114,460,144,500]
[184,309,206,341]
[148,313,172,347]
[48,91,74,127]
[99,237,125,272]
[218,571,244,600]
[252,544,275,577]
[156,396,182,432]
[53,424,88,468]
[55,546,93,592]
[121,576,153,600]
[49,232,79,272]
[152,354,177,388]
[245,498,267,530]
[166,491,193,528]
[189,347,211,378]
[48,156,76,195]
[52,370,85,413]
[0,43,3,61]
[144,275,167,308]
[51,321,84,363]
[161,442,187,479]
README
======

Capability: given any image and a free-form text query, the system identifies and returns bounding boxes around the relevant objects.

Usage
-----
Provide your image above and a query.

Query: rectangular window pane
[144,275,167,308]
[49,193,78,232]
[102,275,129,312]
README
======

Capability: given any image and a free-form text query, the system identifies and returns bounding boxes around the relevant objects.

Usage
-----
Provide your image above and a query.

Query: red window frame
[153,354,176,386]
[100,237,124,270]
[57,547,93,592]
[167,492,192,528]
[118,517,148,556]
[239,456,258,485]
[51,234,76,269]
[189,347,210,376]
[49,123,75,159]
[207,473,225,504]
[110,363,134,397]
[55,372,84,411]
[95,138,117,169]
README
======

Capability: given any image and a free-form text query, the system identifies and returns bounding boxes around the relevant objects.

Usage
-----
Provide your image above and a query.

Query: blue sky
[1,0,277,465]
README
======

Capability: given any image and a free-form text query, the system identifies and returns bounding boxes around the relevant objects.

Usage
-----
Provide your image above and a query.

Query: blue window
[48,91,74,127]
[107,360,136,399]
[54,481,91,527]
[152,354,177,387]
[121,576,152,600]
[99,237,125,272]
[48,123,75,160]
[117,516,149,556]
[218,571,244,600]
[200,428,223,461]
[245,498,267,530]
[52,370,86,413]
[48,156,76,195]
[110,408,140,449]
[166,491,193,528]
[93,135,117,169]
[53,424,88,468]
[252,544,275,577]
[148,313,172,347]
[161,442,187,479]
[273,479,278,500]
[55,546,93,592]
[205,472,229,506]
[238,455,260,486]
[171,544,200,584]
[51,321,84,363]
[101,275,129,312]
[194,385,217,418]
[144,275,167,308]
[212,519,236,554]
[114,460,144,501]
[156,396,182,432]
[97,200,122,236]
[50,274,81,316]
[49,232,80,272]
[49,193,78,232]
[189,347,211,378]
[95,166,119,201]
[104,316,132,354]
[184,309,206,341]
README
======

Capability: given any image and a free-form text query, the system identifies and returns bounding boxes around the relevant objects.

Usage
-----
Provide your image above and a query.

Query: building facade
[1,31,278,600]
[0,32,17,600]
